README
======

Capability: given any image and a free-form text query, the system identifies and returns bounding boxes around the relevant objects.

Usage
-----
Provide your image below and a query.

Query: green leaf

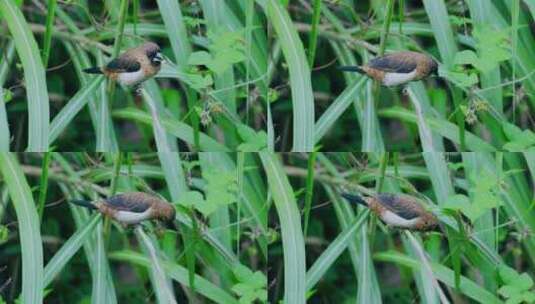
[472,25,511,72]
[176,190,205,208]
[206,60,232,75]
[267,0,315,151]
[449,15,472,26]
[179,168,238,216]
[499,285,523,298]
[0,225,8,245]
[110,250,239,304]
[498,264,535,301]
[231,264,267,304]
[219,49,246,64]
[0,0,49,150]
[185,30,247,75]
[444,194,470,211]
[204,167,237,207]
[184,73,213,90]
[514,273,534,291]
[2,89,12,103]
[438,67,479,88]
[443,168,502,222]
[502,122,535,151]
[523,292,535,303]
[209,30,244,51]
[0,154,44,303]
[176,190,214,216]
[187,51,213,66]
[237,125,267,152]
[260,153,306,303]
[444,193,479,221]
[43,214,101,288]
[454,50,479,66]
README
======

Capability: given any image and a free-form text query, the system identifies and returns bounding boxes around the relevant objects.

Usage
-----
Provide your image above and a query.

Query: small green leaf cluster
[188,30,246,73]
[502,122,535,151]
[176,167,238,216]
[231,264,267,304]
[439,25,511,88]
[498,265,535,304]
[237,125,267,152]
[444,168,502,221]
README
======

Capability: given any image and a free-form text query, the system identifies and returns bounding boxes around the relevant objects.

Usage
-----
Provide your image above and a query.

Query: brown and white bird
[341,192,438,231]
[339,51,438,86]
[83,42,163,87]
[70,192,176,226]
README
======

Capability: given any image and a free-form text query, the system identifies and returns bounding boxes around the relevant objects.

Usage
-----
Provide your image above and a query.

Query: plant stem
[37,152,51,222]
[307,0,322,67]
[42,0,57,67]
[303,151,318,237]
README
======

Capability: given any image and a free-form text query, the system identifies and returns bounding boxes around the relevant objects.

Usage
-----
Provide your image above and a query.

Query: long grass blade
[155,0,191,68]
[260,152,306,304]
[380,107,495,151]
[43,214,101,287]
[92,221,109,304]
[113,108,230,151]
[110,250,240,304]
[49,77,105,144]
[0,0,49,151]
[267,1,314,151]
[136,227,178,304]
[314,78,367,143]
[422,0,466,149]
[306,210,369,290]
[406,83,442,151]
[375,251,503,304]
[0,89,9,151]
[0,153,44,303]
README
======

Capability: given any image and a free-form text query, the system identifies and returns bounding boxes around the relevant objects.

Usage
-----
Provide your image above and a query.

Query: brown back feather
[375,193,427,219]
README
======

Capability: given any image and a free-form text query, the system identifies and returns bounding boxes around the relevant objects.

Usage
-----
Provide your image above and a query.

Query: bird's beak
[154,52,164,63]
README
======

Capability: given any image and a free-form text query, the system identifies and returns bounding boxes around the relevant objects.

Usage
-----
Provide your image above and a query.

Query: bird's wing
[106,193,150,213]
[368,54,417,73]
[105,55,141,73]
[376,194,421,219]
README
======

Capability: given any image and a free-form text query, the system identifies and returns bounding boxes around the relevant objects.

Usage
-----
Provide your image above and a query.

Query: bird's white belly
[117,69,145,86]
[113,208,152,224]
[383,69,417,86]
[381,210,419,228]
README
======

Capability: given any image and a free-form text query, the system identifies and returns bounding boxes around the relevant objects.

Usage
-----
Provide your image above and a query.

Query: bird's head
[159,203,176,225]
[143,42,163,67]
[420,213,439,231]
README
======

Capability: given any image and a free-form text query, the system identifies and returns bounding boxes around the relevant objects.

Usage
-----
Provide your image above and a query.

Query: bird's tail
[340,193,368,206]
[83,67,103,74]
[338,66,365,74]
[70,199,97,210]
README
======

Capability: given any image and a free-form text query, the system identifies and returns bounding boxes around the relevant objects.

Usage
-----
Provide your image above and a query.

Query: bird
[338,51,438,86]
[83,42,163,88]
[70,192,176,227]
[341,192,438,231]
